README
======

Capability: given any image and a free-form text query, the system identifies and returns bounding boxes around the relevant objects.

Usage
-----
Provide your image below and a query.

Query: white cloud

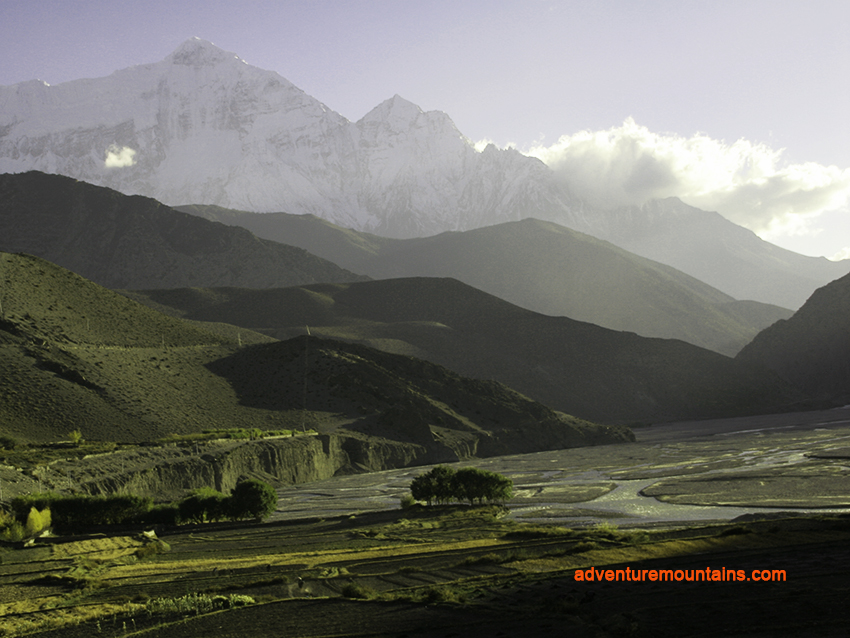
[104,144,137,168]
[473,138,496,153]
[831,246,850,262]
[523,119,850,240]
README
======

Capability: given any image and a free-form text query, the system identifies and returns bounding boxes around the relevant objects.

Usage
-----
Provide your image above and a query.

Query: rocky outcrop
[69,433,438,500]
[33,420,631,502]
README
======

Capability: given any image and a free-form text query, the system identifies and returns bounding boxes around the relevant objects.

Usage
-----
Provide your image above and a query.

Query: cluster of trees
[177,480,277,523]
[410,466,513,506]
[0,506,51,541]
[5,479,277,533]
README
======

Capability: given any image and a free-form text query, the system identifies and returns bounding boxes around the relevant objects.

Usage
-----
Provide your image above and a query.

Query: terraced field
[2,505,850,637]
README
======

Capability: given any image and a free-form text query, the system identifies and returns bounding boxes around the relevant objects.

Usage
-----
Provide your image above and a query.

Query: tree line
[2,479,277,538]
[410,466,512,506]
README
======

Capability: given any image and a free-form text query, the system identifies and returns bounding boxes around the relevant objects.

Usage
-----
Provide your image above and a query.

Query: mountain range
[1,37,848,450]
[0,251,632,459]
[178,202,792,355]
[3,172,791,355]
[122,277,806,425]
[2,37,846,309]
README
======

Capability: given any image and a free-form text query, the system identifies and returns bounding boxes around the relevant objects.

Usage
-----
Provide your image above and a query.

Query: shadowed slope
[0,253,627,461]
[0,172,368,290]
[736,271,850,406]
[178,205,791,355]
[126,278,803,424]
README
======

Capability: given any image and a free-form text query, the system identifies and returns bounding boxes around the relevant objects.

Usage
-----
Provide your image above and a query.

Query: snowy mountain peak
[0,39,581,238]
[167,37,245,67]
[357,94,466,144]
[360,94,423,128]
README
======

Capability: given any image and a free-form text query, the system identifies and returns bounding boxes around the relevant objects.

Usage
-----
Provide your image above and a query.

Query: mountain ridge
[122,277,806,424]
[178,203,792,355]
[736,271,850,405]
[0,171,368,290]
[2,37,847,307]
[0,251,631,459]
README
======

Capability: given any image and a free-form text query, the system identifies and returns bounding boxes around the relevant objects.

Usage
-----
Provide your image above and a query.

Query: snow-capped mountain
[2,37,847,307]
[0,38,583,238]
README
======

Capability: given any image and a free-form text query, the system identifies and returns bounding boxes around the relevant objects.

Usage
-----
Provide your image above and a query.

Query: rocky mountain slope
[3,38,846,308]
[178,206,790,356]
[0,172,367,289]
[0,252,628,463]
[601,198,850,309]
[124,277,806,424]
[0,38,581,238]
[736,271,850,406]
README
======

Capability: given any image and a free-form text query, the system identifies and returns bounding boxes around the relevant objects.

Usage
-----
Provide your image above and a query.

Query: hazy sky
[2,0,849,259]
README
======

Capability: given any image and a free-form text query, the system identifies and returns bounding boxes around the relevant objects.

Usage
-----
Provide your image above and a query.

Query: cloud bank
[523,119,850,244]
[104,145,137,168]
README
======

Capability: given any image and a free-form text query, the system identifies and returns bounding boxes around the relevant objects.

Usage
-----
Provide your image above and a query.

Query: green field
[1,506,848,637]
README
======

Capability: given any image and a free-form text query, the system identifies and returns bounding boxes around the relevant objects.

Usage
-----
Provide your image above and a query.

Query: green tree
[410,466,512,506]
[452,467,487,505]
[228,479,277,521]
[178,487,229,523]
[411,465,457,506]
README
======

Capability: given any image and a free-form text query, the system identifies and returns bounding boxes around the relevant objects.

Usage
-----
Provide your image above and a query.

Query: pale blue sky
[2,0,849,257]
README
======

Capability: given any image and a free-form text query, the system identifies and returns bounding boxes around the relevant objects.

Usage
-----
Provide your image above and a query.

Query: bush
[146,593,254,614]
[11,493,152,528]
[0,506,50,540]
[25,506,51,536]
[341,582,374,599]
[228,479,277,521]
[0,521,25,542]
[178,488,229,523]
[138,503,180,526]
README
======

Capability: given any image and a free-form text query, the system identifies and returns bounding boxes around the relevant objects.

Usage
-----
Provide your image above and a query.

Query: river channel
[271,406,850,528]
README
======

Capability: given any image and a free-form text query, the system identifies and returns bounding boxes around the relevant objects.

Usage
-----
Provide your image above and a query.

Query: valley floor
[2,407,850,637]
[271,405,850,527]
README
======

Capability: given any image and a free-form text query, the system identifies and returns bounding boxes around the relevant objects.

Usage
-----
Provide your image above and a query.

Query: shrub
[12,493,152,528]
[0,522,25,542]
[228,479,277,521]
[25,506,51,536]
[399,494,418,509]
[138,503,180,526]
[67,429,84,447]
[145,593,254,615]
[178,488,229,523]
[0,435,19,451]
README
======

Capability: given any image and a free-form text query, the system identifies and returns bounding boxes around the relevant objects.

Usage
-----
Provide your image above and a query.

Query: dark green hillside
[736,271,850,405]
[0,172,367,289]
[0,253,626,459]
[208,336,631,457]
[0,252,273,443]
[177,205,790,355]
[126,278,803,424]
